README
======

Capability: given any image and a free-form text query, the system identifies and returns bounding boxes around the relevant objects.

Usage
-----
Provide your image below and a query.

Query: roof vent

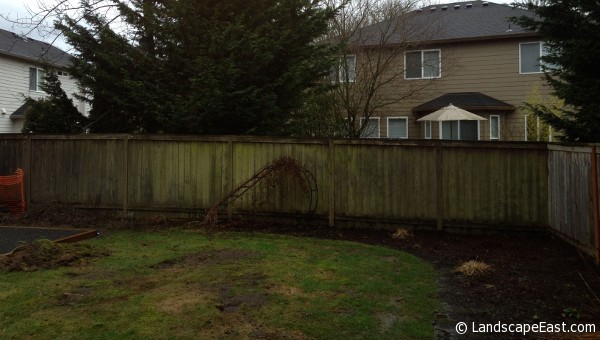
[454,4,460,9]
[466,3,473,8]
[441,5,448,10]
[430,6,436,11]
[482,1,489,6]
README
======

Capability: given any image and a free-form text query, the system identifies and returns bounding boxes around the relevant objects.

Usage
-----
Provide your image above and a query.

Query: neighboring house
[345,1,553,141]
[0,28,86,133]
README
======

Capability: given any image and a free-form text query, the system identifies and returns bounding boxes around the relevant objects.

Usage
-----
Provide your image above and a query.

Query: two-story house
[0,28,86,133]
[346,1,552,141]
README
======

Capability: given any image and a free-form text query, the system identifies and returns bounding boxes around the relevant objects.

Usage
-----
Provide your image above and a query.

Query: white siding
[0,54,86,133]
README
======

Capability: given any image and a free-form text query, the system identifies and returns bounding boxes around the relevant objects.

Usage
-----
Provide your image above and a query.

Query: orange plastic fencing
[0,168,26,214]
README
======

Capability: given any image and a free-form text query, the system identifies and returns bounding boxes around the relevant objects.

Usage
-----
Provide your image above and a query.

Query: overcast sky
[0,0,72,50]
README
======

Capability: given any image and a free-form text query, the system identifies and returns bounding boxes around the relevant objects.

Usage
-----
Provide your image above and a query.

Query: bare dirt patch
[157,290,216,314]
[0,239,109,272]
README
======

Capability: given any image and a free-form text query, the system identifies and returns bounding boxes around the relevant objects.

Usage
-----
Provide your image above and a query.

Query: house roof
[412,92,516,113]
[356,1,537,47]
[0,28,71,67]
[10,102,31,120]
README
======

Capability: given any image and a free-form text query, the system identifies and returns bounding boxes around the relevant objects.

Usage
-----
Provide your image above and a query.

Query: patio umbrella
[416,103,486,122]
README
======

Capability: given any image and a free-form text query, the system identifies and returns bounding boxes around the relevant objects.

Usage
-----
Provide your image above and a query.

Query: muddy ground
[2,205,599,338]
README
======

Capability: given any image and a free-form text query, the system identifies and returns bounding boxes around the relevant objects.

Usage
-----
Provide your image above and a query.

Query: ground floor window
[360,117,380,138]
[490,115,500,140]
[440,120,479,140]
[424,121,432,139]
[387,117,408,139]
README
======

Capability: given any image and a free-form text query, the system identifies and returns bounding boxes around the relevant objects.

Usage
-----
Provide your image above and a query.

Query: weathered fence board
[547,145,596,256]
[442,144,548,228]
[29,138,124,208]
[0,135,26,175]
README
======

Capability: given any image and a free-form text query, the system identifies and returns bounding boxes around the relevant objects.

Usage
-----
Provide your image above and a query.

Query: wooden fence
[547,144,600,259]
[2,134,597,261]
[0,134,550,229]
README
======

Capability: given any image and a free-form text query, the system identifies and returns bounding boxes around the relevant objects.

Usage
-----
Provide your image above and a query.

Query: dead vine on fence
[204,157,316,226]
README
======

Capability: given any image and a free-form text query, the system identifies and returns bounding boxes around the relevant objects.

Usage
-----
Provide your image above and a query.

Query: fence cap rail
[0,133,596,151]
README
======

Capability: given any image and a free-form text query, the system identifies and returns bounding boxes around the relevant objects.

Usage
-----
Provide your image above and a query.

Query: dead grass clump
[455,260,492,276]
[391,228,413,240]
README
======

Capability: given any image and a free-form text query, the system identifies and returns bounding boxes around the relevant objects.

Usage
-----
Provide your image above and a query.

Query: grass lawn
[0,229,440,339]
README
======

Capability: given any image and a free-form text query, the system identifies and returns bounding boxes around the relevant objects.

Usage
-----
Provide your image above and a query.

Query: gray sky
[0,0,71,50]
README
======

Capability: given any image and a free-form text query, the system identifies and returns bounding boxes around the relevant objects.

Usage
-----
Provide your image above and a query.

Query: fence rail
[0,134,598,261]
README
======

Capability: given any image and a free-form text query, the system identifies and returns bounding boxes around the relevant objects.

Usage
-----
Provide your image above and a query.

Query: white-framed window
[360,117,380,138]
[424,121,432,139]
[519,42,548,74]
[29,67,46,92]
[332,55,356,83]
[387,117,408,139]
[490,115,500,140]
[405,49,441,79]
[439,121,480,140]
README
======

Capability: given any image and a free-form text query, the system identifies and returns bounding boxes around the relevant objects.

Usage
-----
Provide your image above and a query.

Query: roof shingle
[0,28,70,67]
[356,1,537,46]
[412,92,516,113]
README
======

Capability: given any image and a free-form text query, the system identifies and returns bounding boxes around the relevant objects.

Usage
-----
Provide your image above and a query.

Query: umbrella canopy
[416,103,487,122]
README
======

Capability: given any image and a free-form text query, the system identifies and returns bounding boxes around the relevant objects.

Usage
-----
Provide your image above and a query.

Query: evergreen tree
[22,70,87,133]
[513,0,600,142]
[55,0,339,135]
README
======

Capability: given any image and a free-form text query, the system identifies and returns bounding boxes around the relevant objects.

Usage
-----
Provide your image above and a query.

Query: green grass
[0,229,440,339]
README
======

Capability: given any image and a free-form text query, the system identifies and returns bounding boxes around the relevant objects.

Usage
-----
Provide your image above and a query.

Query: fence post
[328,140,335,227]
[591,145,599,266]
[122,135,129,217]
[436,140,444,231]
[25,135,32,208]
[227,138,234,221]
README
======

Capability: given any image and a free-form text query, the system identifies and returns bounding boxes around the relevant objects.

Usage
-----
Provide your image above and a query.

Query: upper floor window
[520,42,547,74]
[29,67,46,92]
[405,49,441,79]
[332,55,356,83]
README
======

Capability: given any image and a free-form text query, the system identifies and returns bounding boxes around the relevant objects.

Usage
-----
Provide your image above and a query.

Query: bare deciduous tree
[326,0,443,138]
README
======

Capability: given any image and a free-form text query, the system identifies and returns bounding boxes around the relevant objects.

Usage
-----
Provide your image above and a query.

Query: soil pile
[0,239,109,272]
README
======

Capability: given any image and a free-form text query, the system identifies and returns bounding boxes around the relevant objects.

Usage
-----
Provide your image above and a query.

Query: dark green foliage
[56,0,339,135]
[22,71,87,133]
[512,0,600,142]
[285,89,347,137]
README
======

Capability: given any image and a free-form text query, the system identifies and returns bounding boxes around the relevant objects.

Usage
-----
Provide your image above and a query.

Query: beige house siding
[371,37,553,141]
